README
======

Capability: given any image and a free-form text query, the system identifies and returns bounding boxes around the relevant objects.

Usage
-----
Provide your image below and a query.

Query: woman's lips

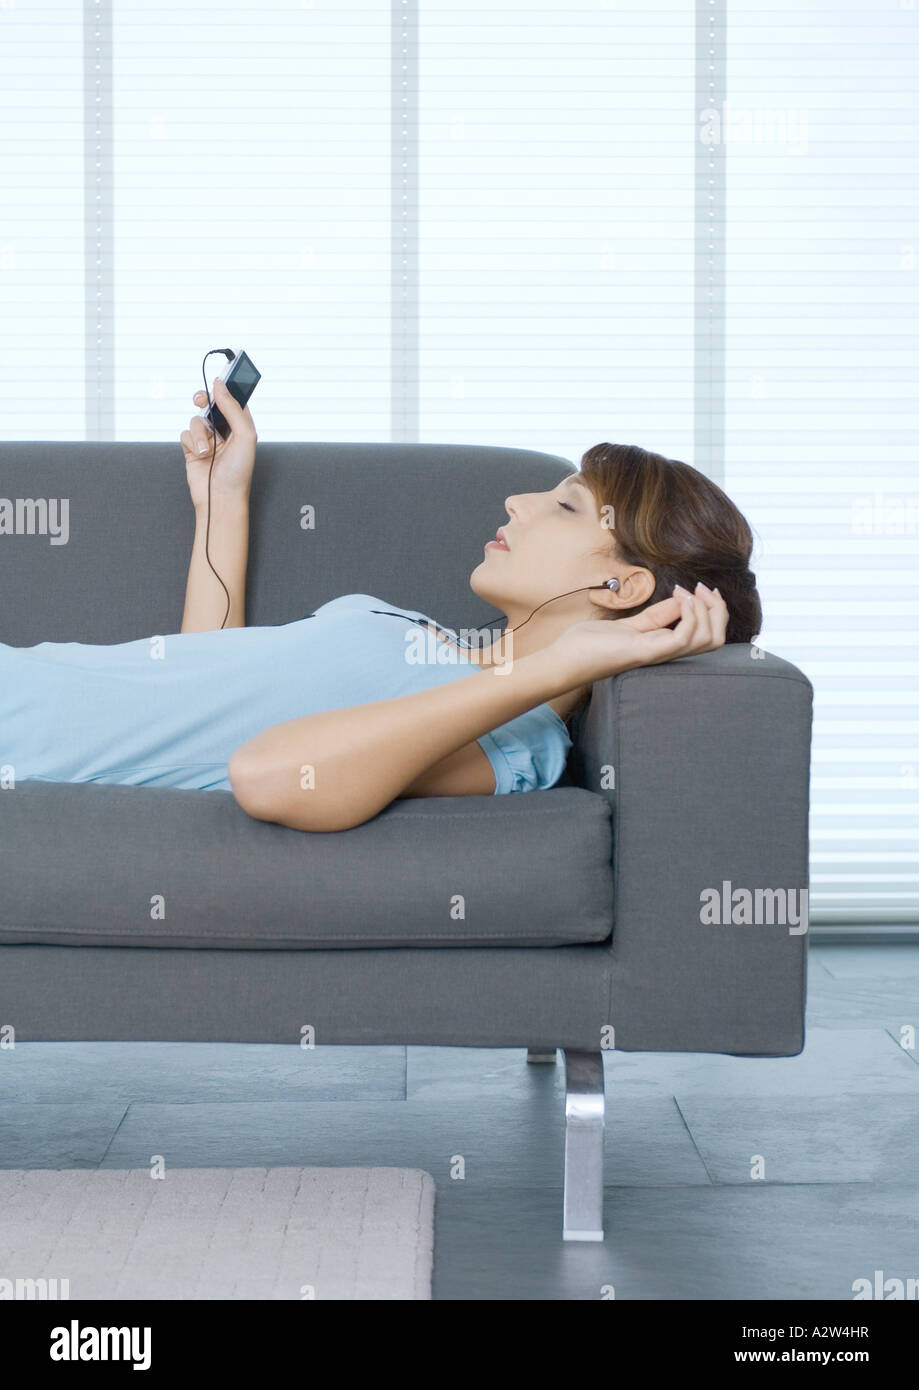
[484,538,509,550]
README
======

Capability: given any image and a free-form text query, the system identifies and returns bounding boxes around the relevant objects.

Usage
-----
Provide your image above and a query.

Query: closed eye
[558,500,576,512]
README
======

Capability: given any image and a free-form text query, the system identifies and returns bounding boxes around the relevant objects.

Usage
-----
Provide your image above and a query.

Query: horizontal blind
[0,5,85,437]
[5,0,696,460]
[724,0,919,924]
[0,2,395,442]
[416,0,697,465]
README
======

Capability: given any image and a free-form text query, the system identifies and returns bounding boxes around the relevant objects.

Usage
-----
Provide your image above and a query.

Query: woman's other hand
[550,582,730,687]
[180,377,257,511]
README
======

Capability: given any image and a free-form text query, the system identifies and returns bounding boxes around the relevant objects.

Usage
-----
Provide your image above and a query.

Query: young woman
[2,379,760,833]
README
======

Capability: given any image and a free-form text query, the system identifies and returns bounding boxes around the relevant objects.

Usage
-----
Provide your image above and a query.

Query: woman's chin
[469,573,511,623]
[469,562,498,599]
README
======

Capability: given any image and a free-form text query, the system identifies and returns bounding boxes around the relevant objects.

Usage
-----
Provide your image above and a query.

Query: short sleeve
[476,703,573,795]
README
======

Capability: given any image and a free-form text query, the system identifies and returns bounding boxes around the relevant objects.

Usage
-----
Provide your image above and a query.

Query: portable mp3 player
[206,349,261,440]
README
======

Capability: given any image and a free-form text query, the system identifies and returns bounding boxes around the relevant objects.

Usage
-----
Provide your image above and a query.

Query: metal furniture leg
[561,1048,605,1241]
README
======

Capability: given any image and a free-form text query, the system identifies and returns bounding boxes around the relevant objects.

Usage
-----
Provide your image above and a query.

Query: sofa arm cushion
[567,643,815,1054]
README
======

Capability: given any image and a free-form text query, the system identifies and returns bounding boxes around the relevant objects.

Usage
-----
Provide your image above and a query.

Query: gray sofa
[0,440,814,1241]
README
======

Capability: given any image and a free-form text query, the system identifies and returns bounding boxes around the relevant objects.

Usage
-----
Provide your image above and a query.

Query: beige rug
[0,1167,435,1300]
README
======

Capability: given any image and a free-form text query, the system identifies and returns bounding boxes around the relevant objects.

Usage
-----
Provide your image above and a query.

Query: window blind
[0,0,914,926]
[723,0,919,924]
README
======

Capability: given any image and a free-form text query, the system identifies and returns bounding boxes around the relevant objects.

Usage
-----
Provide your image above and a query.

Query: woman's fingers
[190,391,216,450]
[706,586,729,648]
[628,594,683,630]
[625,580,730,670]
[672,586,721,655]
[193,381,256,439]
[181,416,215,457]
[673,586,701,651]
[678,581,729,653]
[687,585,713,649]
[630,584,725,652]
[693,581,728,650]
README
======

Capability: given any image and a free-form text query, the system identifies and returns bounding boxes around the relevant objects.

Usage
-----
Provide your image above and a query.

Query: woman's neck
[425,622,590,723]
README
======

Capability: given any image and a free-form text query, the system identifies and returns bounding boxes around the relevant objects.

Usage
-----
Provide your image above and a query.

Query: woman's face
[469,473,617,617]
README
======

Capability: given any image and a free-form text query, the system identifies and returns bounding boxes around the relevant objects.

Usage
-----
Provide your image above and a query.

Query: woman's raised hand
[551,582,730,687]
[180,378,258,511]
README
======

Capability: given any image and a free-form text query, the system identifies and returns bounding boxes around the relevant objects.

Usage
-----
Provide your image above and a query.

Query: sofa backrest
[0,441,576,645]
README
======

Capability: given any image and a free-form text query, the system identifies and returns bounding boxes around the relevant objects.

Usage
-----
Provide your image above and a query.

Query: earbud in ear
[605,578,620,592]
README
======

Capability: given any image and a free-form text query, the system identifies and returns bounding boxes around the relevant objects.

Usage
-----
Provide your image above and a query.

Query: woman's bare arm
[227,585,728,833]
[181,493,250,632]
[228,648,577,832]
[178,379,257,632]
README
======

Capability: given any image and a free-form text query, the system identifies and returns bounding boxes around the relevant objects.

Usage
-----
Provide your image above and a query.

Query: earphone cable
[457,581,619,650]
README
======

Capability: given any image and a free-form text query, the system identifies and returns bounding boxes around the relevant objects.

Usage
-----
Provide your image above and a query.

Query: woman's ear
[622,568,658,606]
[586,567,656,613]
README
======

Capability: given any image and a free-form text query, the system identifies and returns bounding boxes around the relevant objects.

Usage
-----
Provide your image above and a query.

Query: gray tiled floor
[2,942,917,1299]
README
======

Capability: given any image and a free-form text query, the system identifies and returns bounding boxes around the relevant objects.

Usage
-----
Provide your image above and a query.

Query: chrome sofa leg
[561,1048,605,1241]
[526,1047,558,1064]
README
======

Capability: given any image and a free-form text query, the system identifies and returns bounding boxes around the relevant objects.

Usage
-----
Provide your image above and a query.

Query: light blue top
[0,593,572,796]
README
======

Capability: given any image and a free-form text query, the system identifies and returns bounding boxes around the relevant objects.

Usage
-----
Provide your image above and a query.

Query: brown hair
[578,442,762,644]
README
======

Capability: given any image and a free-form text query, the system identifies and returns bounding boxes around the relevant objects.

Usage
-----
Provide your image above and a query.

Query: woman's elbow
[227,747,275,820]
[227,748,366,832]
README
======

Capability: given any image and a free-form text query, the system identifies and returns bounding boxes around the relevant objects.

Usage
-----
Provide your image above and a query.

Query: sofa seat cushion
[0,782,613,950]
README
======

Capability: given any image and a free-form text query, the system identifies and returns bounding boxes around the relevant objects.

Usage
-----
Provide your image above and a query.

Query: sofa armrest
[567,644,814,1056]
